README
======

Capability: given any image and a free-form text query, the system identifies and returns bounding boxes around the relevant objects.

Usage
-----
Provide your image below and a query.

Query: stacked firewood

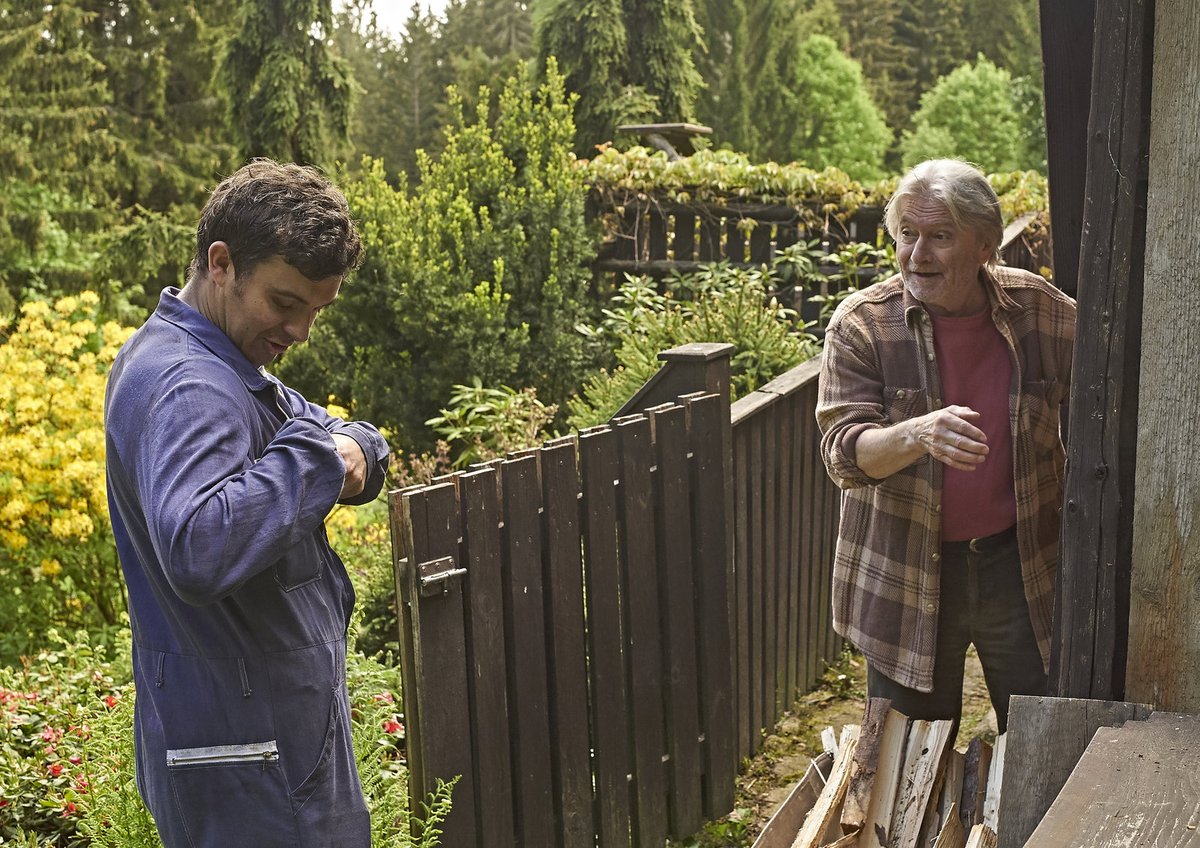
[787,698,1007,848]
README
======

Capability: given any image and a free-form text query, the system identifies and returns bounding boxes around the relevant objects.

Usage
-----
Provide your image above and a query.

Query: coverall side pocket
[288,687,371,845]
[167,742,300,847]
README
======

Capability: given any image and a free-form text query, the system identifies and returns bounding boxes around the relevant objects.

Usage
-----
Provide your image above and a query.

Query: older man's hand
[854,404,988,479]
[912,405,989,471]
[332,433,368,500]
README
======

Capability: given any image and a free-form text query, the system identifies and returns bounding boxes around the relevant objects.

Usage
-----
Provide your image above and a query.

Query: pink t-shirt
[929,308,1017,541]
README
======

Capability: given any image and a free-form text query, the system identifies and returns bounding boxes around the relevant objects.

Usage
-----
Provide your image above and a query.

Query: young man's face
[222,255,341,368]
[896,196,993,317]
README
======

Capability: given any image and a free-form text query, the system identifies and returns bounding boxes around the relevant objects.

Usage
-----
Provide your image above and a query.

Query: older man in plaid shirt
[816,159,1075,732]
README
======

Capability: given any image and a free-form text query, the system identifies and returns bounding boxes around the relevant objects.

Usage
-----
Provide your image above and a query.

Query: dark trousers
[866,527,1046,734]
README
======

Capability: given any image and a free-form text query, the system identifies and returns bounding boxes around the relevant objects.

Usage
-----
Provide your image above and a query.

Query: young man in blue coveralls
[104,159,389,847]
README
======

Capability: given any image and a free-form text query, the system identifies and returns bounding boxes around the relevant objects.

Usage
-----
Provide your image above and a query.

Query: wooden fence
[390,345,843,846]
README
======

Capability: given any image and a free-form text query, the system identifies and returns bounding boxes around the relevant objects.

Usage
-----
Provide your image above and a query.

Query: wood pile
[755,698,1007,848]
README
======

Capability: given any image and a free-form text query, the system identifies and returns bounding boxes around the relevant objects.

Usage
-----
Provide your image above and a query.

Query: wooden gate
[390,392,736,847]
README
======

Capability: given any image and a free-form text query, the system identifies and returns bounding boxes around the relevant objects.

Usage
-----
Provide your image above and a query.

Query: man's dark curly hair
[190,159,363,283]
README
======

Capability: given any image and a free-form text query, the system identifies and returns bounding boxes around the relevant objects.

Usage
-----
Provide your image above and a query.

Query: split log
[964,824,998,848]
[888,719,954,848]
[981,734,1005,831]
[932,802,966,848]
[858,709,910,848]
[791,724,861,848]
[959,738,993,829]
[842,698,892,832]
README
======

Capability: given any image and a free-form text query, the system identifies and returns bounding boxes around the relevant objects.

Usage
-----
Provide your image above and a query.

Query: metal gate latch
[418,556,467,597]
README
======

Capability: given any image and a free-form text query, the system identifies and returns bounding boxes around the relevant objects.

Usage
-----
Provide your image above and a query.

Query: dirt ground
[679,647,997,847]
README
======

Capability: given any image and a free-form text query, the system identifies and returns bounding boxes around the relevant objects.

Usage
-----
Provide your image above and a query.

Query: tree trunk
[1126,0,1200,711]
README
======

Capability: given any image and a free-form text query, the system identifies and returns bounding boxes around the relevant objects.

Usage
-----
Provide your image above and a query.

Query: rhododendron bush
[0,293,135,660]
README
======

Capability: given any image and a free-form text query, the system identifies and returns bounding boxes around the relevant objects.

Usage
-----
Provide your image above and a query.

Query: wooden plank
[939,750,965,830]
[783,395,802,706]
[725,216,747,264]
[996,696,1153,848]
[578,428,632,848]
[650,404,704,837]
[797,391,819,692]
[616,415,669,848]
[763,401,781,723]
[889,719,954,848]
[673,211,696,261]
[402,484,478,846]
[459,470,515,848]
[751,751,833,848]
[749,413,767,747]
[981,733,1005,832]
[501,457,554,844]
[842,697,892,832]
[749,220,773,265]
[733,418,753,761]
[389,488,424,814]
[699,213,722,260]
[791,724,861,848]
[647,208,668,262]
[858,708,910,848]
[1025,714,1200,847]
[918,744,953,848]
[539,442,594,847]
[685,393,737,818]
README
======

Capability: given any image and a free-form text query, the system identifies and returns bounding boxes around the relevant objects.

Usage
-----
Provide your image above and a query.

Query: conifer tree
[216,0,355,167]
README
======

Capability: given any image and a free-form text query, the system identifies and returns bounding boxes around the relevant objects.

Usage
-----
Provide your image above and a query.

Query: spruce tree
[216,0,355,167]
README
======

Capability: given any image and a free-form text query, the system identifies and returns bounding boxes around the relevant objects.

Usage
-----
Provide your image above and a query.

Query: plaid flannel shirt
[816,266,1076,692]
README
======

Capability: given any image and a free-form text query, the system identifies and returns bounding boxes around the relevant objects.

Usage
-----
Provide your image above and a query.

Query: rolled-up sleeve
[816,320,889,490]
[281,386,391,506]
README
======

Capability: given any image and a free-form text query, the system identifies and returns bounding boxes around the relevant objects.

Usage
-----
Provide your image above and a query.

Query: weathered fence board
[394,349,843,846]
[578,428,632,848]
[459,470,514,847]
[615,414,669,848]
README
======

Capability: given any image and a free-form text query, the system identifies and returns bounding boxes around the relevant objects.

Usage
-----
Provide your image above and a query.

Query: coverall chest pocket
[273,533,327,592]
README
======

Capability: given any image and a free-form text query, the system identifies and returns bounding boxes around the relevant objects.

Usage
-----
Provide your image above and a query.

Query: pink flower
[372,692,394,704]
[68,755,82,765]
[41,726,63,743]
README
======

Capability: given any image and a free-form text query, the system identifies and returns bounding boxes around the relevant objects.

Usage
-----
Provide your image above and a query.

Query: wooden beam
[1038,0,1096,296]
[791,725,861,848]
[1127,0,1200,713]
[1050,0,1154,703]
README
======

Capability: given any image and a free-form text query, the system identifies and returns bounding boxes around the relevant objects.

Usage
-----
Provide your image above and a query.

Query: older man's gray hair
[884,159,1004,264]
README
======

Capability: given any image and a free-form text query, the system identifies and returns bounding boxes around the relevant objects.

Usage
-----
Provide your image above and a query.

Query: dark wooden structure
[1043,0,1153,702]
[390,344,842,846]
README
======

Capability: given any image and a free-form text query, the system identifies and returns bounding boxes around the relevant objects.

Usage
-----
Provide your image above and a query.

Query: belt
[943,524,1017,554]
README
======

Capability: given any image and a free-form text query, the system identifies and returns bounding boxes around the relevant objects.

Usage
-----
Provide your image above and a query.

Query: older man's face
[896,197,993,317]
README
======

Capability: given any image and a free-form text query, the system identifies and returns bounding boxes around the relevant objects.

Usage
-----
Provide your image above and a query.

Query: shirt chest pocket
[882,386,927,423]
[274,533,328,592]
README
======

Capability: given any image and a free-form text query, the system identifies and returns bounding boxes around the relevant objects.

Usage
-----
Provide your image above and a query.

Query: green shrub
[277,59,597,451]
[568,262,819,428]
[426,381,559,468]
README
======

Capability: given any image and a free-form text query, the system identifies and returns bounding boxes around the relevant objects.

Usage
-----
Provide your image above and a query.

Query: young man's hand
[332,434,367,499]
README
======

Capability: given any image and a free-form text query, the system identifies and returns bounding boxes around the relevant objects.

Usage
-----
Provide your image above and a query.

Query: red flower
[0,798,9,807]
[372,692,394,704]
[74,774,89,791]
[103,694,119,709]
[61,801,77,817]
[48,763,63,777]
[382,718,404,735]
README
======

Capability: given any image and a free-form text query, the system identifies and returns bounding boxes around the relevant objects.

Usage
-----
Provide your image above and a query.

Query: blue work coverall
[104,288,389,847]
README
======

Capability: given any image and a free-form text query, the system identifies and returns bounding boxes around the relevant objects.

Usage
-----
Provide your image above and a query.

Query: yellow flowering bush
[0,292,135,659]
